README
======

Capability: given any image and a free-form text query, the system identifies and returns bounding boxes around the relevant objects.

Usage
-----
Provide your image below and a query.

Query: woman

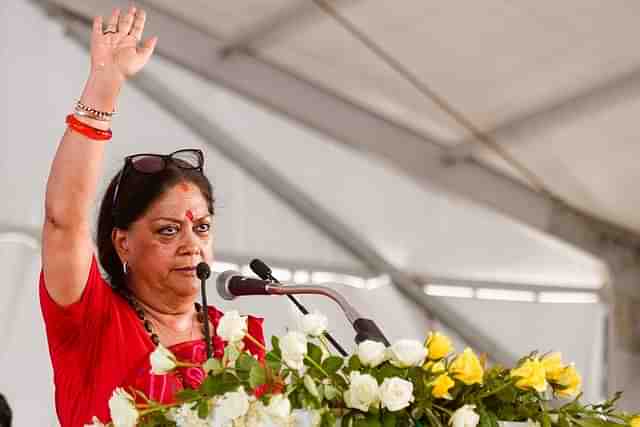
[40,7,265,426]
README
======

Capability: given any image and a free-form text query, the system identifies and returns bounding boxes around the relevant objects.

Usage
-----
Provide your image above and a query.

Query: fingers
[138,36,158,62]
[118,5,137,36]
[105,8,120,33]
[129,9,147,42]
[91,15,103,40]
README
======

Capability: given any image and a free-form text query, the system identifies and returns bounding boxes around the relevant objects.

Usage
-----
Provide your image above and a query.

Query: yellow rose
[422,360,446,373]
[431,373,455,399]
[450,348,484,385]
[510,358,547,393]
[541,353,565,382]
[554,364,582,398]
[630,416,640,427]
[426,332,453,360]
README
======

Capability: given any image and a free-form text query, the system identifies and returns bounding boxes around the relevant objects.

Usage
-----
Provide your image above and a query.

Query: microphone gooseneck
[196,262,213,359]
[249,258,348,356]
[215,269,390,346]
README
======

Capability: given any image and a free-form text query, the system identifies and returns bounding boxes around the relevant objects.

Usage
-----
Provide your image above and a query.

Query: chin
[171,278,200,298]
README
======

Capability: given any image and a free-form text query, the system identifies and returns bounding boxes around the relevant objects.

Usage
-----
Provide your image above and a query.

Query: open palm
[91,7,157,81]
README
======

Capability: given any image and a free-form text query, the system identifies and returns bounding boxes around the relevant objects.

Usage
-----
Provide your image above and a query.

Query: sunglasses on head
[111,148,205,218]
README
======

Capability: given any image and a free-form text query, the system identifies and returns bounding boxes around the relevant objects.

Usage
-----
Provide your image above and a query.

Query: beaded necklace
[116,288,208,346]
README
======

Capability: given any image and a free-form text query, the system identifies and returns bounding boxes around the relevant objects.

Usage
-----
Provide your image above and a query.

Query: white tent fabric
[0,0,637,424]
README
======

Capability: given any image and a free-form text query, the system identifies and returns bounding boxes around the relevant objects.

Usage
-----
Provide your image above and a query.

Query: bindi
[185,209,195,222]
[178,182,191,192]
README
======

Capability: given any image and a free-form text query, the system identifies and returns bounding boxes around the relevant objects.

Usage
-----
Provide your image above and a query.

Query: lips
[174,266,197,272]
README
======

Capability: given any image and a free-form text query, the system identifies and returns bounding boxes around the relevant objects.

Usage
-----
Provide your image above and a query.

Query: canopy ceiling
[132,0,640,234]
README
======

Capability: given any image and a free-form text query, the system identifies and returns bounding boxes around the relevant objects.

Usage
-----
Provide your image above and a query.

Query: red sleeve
[39,254,113,352]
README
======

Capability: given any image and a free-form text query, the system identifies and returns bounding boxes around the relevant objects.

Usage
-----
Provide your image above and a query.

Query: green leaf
[201,372,240,396]
[307,343,323,364]
[375,364,405,382]
[558,415,571,427]
[236,352,259,372]
[382,412,398,427]
[323,356,344,374]
[197,400,210,419]
[175,388,200,401]
[574,417,618,427]
[271,335,281,352]
[323,384,339,401]
[266,351,282,372]
[202,358,223,375]
[304,374,321,400]
[321,411,338,427]
[249,365,267,389]
[349,355,362,371]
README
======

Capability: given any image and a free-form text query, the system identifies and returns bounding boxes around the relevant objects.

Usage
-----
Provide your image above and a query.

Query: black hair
[0,393,11,427]
[96,158,214,290]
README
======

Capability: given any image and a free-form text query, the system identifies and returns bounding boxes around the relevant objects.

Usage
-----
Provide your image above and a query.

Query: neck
[127,277,197,315]
[127,283,197,333]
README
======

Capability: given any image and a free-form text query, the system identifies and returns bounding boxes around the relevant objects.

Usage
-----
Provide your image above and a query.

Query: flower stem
[433,403,453,416]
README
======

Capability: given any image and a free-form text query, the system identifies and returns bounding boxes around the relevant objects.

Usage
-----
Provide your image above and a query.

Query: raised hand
[90,6,158,83]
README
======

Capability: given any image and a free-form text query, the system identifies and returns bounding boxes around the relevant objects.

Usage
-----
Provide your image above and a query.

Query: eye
[158,225,180,236]
[195,223,211,233]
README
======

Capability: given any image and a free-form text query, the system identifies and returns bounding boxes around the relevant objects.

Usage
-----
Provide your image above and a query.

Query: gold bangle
[75,100,117,119]
[73,108,112,122]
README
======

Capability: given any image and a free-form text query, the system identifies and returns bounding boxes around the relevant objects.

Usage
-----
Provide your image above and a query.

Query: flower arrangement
[89,311,639,427]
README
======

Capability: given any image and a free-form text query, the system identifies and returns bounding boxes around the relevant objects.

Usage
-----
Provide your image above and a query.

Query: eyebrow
[152,215,212,223]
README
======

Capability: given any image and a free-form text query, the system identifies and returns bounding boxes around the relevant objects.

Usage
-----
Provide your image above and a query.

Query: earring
[123,261,128,275]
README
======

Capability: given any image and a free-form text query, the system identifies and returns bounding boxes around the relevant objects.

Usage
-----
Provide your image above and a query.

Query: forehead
[145,182,210,217]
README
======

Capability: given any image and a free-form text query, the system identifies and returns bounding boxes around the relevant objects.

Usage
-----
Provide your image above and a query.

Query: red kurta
[39,255,265,427]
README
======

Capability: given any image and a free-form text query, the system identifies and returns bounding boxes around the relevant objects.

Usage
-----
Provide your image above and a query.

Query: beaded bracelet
[75,100,117,121]
[66,114,112,141]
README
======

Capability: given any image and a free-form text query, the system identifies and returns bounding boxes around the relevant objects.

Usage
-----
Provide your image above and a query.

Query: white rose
[344,371,380,412]
[379,377,414,412]
[300,311,328,337]
[242,401,268,427]
[449,405,480,427]
[280,331,308,370]
[387,339,428,368]
[292,409,322,427]
[149,343,177,375]
[84,417,106,427]
[357,340,387,368]
[108,388,139,427]
[167,403,210,427]
[265,394,292,419]
[215,388,251,422]
[218,310,248,343]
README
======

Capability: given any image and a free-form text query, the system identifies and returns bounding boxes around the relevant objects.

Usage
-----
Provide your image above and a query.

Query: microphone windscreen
[196,262,211,280]
[215,270,239,300]
[249,258,272,280]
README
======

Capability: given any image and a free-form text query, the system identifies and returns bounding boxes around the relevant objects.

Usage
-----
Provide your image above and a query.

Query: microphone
[215,270,390,346]
[196,262,213,359]
[216,270,271,300]
[249,259,273,282]
[196,262,211,280]
[250,258,348,356]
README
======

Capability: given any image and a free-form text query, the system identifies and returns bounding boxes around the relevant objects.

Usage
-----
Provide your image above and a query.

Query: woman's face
[114,181,214,300]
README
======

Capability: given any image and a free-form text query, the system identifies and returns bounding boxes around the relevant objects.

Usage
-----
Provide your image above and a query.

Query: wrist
[80,71,124,113]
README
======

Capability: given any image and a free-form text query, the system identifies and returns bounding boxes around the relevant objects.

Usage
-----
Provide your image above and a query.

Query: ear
[111,228,130,262]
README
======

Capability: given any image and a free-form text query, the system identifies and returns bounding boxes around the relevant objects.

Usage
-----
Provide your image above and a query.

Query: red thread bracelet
[66,114,112,141]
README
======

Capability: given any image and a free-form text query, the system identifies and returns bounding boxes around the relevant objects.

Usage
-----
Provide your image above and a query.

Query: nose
[178,227,203,257]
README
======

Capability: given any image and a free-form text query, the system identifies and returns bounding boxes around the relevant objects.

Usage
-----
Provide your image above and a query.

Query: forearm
[44,73,122,229]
